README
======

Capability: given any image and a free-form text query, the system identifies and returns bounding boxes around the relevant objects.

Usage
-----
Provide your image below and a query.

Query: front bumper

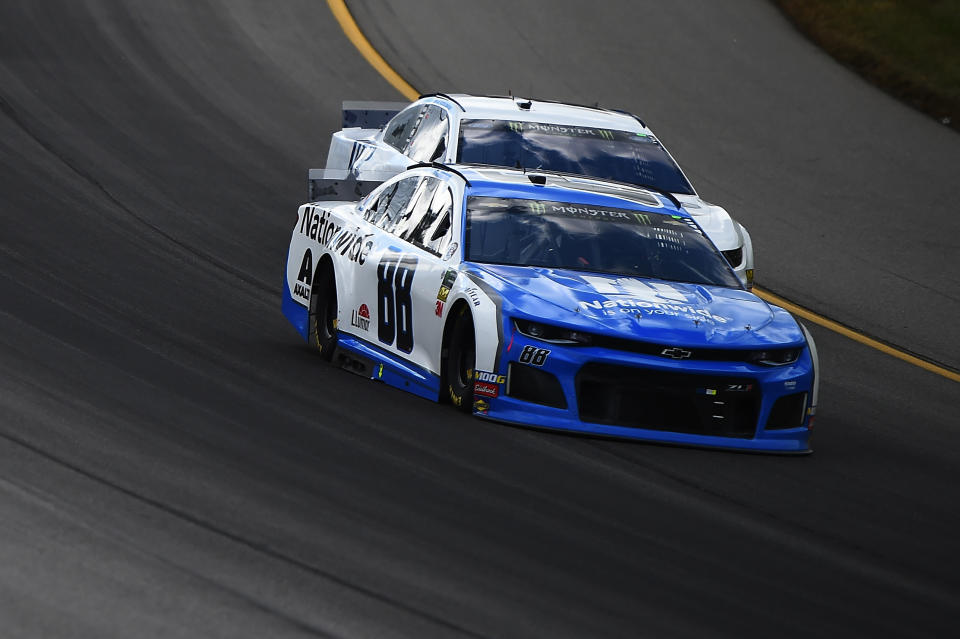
[473,329,815,453]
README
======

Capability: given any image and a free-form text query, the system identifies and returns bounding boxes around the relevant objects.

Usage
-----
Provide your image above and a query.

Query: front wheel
[309,263,338,361]
[445,307,475,413]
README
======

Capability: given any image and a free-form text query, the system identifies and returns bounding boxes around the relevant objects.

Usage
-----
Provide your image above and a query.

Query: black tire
[445,306,475,413]
[309,263,338,361]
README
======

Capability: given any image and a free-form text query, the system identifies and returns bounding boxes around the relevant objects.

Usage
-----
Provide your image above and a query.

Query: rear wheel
[309,263,338,361]
[445,306,475,413]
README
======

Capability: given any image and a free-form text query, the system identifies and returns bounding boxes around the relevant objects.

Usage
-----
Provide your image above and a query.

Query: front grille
[576,364,759,437]
[766,393,808,430]
[507,363,567,408]
[722,247,743,268]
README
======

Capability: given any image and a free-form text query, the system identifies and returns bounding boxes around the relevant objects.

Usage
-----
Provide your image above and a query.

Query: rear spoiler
[342,100,408,129]
[307,168,396,202]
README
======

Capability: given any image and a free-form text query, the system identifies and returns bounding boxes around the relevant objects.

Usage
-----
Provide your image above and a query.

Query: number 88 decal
[377,253,418,353]
[519,345,550,366]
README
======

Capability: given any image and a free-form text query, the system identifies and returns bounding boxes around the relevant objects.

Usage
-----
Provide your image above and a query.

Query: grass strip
[773,0,960,133]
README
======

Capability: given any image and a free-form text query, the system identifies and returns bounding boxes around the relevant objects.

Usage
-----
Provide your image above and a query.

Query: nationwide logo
[660,347,692,359]
[351,304,370,331]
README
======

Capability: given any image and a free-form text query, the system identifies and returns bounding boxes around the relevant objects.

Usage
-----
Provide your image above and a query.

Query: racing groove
[0,1,957,637]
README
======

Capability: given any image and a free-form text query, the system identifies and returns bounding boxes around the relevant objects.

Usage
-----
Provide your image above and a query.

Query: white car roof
[434,94,648,133]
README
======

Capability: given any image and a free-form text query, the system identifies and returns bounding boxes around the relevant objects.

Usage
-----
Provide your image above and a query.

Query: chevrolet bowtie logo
[660,347,692,359]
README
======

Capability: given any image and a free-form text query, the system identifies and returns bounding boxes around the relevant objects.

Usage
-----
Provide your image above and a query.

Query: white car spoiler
[341,100,407,129]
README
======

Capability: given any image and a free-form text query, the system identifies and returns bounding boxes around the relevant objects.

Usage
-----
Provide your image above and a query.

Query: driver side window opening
[383,106,425,152]
[421,186,455,255]
[406,105,449,163]
[375,176,420,232]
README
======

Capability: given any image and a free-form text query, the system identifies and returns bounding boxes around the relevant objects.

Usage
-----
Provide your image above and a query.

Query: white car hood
[675,194,741,251]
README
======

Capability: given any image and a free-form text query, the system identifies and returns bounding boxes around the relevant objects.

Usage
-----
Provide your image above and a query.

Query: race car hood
[467,264,805,348]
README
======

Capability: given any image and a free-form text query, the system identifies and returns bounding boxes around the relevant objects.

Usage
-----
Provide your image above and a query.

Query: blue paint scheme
[463,176,676,209]
[283,165,816,452]
[463,260,815,452]
[282,273,309,340]
[483,320,813,452]
[335,334,441,401]
[466,264,805,348]
[455,172,815,452]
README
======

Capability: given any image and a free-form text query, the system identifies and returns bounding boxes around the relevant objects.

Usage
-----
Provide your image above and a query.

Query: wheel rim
[322,289,336,339]
[455,336,474,388]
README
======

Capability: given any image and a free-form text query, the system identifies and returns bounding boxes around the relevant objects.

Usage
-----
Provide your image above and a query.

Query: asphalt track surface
[0,1,958,637]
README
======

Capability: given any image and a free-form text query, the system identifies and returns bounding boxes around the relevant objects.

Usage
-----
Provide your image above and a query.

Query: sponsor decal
[578,297,731,324]
[435,300,444,317]
[299,206,373,264]
[473,398,490,414]
[475,370,506,384]
[436,268,458,302]
[473,381,499,398]
[702,388,718,396]
[351,303,370,331]
[465,287,481,307]
[660,347,692,360]
[293,248,312,302]
[519,345,550,366]
[326,226,374,265]
[506,121,620,140]
[785,380,797,390]
[546,203,633,220]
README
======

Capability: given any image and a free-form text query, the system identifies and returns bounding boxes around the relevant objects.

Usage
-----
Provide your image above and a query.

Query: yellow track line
[326,0,419,101]
[326,0,959,384]
[755,287,960,382]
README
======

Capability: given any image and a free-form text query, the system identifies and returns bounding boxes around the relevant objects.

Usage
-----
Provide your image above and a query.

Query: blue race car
[284,164,819,453]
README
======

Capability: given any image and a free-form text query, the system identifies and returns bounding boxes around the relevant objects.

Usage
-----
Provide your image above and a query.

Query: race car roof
[432,94,647,133]
[453,165,685,214]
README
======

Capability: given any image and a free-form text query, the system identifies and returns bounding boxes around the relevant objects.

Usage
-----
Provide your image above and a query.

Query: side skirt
[333,333,441,402]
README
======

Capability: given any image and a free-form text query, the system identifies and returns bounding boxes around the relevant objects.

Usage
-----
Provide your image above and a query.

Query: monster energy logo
[596,129,614,140]
[529,201,546,214]
[634,213,651,224]
[508,121,523,133]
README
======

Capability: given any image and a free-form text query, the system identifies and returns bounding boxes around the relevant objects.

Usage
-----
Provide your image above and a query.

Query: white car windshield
[457,119,695,195]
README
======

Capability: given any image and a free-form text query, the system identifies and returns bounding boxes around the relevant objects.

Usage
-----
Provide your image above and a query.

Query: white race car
[319,94,754,286]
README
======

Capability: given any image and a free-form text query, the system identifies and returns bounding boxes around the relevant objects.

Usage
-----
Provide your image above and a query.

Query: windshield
[465,197,741,288]
[457,119,695,195]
